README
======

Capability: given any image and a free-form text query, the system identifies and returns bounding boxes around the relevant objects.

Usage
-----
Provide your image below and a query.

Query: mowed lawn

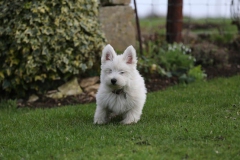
[0,76,240,159]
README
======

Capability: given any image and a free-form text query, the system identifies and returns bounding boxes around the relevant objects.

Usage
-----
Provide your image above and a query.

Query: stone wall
[99,0,136,52]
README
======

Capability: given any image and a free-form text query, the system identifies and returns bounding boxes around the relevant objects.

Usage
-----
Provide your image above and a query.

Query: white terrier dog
[94,44,147,124]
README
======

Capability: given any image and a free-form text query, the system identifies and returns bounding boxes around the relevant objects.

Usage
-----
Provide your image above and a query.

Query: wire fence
[132,0,233,18]
[131,0,239,44]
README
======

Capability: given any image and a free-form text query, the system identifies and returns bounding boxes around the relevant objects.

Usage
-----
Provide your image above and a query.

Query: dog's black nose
[111,78,117,85]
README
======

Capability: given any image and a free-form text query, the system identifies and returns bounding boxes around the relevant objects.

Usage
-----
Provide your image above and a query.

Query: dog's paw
[120,118,138,125]
[94,118,108,125]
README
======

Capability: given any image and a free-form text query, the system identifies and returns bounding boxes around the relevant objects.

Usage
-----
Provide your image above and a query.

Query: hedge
[0,0,106,97]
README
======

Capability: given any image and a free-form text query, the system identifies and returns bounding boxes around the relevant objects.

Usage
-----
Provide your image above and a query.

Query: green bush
[178,65,207,83]
[188,65,207,82]
[138,41,166,76]
[0,0,106,97]
[159,43,195,77]
[138,42,206,83]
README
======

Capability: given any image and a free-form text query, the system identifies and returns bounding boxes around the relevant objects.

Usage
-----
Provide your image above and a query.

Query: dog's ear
[123,45,137,65]
[101,44,116,63]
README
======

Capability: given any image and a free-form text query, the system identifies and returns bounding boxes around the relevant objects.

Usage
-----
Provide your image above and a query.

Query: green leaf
[0,71,5,79]
[2,80,11,89]
[41,27,54,35]
[42,46,49,55]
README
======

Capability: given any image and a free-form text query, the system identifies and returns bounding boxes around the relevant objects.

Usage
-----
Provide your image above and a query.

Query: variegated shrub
[0,0,106,97]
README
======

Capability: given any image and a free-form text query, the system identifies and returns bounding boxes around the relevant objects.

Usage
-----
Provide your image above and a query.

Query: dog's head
[100,44,137,89]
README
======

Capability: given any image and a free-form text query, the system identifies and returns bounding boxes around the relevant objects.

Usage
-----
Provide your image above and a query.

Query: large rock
[46,78,83,99]
[58,77,83,96]
[28,94,39,102]
[99,6,136,52]
[84,84,100,93]
[46,91,64,99]
[80,76,99,88]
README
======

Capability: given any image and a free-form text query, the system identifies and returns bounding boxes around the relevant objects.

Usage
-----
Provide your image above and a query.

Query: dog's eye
[120,71,125,74]
[107,69,112,73]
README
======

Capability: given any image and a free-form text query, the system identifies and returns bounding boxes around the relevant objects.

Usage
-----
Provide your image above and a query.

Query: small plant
[138,41,166,77]
[138,41,206,83]
[182,65,207,83]
[159,43,195,77]
[189,65,206,81]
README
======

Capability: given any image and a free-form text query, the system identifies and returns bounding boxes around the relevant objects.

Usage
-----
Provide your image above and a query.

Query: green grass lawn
[1,76,240,159]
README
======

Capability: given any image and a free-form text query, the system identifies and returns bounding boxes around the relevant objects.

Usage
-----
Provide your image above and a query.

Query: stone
[46,92,63,99]
[80,76,100,88]
[45,77,83,100]
[58,77,83,96]
[28,94,39,102]
[99,6,136,52]
[84,84,100,93]
[88,91,96,98]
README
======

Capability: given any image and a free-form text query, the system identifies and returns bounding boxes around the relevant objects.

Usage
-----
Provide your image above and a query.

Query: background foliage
[138,41,206,83]
[0,0,106,97]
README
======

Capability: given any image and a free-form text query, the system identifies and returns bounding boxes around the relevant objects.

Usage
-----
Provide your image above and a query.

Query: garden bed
[17,48,240,108]
[12,20,240,108]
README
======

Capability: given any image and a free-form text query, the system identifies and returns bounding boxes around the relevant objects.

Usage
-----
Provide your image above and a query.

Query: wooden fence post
[166,0,183,43]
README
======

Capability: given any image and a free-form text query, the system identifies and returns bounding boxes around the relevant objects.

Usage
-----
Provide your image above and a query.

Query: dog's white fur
[94,44,147,124]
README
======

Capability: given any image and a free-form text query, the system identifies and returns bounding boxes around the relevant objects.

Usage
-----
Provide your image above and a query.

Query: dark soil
[204,49,240,78]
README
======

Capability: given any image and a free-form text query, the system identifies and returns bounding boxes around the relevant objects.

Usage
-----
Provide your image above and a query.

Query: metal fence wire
[132,0,239,44]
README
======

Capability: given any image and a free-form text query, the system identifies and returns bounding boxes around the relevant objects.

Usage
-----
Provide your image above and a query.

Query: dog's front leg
[94,106,109,124]
[121,108,142,124]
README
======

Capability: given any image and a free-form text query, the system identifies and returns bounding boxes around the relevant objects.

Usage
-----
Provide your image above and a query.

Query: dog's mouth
[111,88,126,98]
[109,84,123,90]
[112,88,124,94]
